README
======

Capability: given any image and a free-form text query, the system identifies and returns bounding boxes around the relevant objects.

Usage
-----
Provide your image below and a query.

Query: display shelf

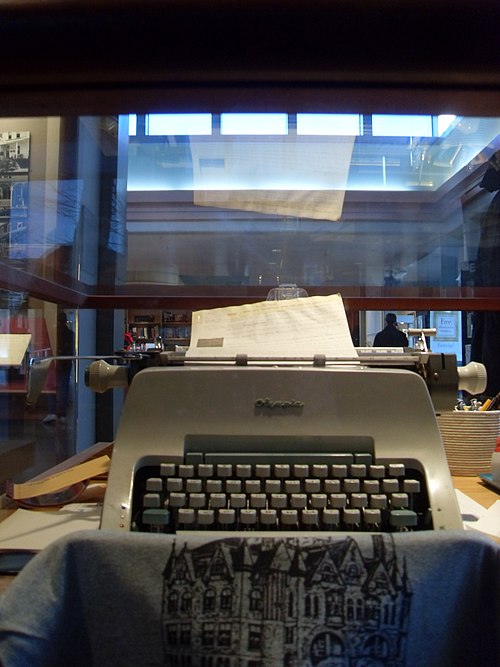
[126,309,191,347]
[161,310,191,347]
[127,310,161,343]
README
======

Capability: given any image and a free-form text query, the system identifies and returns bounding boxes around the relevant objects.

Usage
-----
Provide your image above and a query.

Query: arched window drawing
[325,591,343,621]
[325,591,335,616]
[168,591,179,613]
[288,591,294,617]
[203,588,216,612]
[166,624,177,646]
[249,588,262,612]
[356,598,364,620]
[220,587,232,610]
[180,590,192,612]
[375,572,390,592]
[346,564,359,582]
[202,622,215,647]
[180,623,191,647]
[363,634,390,659]
[310,631,345,666]
[218,622,232,647]
[383,601,396,625]
[211,558,224,575]
[365,597,380,622]
[347,598,354,622]
[305,595,311,617]
[248,625,262,651]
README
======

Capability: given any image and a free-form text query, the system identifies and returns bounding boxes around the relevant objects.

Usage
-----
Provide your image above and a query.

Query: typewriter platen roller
[86,349,487,413]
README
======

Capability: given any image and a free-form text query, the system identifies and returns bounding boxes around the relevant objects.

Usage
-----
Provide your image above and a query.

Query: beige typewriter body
[100,364,462,532]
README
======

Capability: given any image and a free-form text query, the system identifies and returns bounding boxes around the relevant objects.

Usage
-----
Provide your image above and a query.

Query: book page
[187,293,357,359]
[191,136,354,222]
[0,334,31,366]
[0,503,101,551]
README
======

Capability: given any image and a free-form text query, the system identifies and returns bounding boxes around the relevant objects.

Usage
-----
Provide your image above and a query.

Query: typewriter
[93,351,484,535]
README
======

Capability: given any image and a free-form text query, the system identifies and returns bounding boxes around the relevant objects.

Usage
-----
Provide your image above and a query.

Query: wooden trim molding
[1,256,499,312]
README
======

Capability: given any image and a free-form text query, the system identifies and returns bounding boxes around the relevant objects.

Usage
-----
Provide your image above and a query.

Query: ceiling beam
[1,1,500,116]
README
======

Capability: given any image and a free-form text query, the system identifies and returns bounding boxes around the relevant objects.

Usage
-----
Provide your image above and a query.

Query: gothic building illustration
[161,535,412,667]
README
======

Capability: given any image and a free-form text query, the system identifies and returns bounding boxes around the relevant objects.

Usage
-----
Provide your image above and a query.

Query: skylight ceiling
[127,114,500,195]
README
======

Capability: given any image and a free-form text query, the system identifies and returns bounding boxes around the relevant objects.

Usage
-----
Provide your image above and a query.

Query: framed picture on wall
[0,131,30,256]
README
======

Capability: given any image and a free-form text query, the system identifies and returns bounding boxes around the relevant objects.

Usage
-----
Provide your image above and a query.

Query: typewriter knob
[457,362,487,396]
[85,359,129,393]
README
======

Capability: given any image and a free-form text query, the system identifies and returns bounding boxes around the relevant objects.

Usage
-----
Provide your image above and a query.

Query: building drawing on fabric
[161,536,412,667]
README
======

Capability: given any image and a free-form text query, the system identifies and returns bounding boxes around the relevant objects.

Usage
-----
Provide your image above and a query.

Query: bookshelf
[161,310,191,348]
[127,309,191,348]
[127,310,161,345]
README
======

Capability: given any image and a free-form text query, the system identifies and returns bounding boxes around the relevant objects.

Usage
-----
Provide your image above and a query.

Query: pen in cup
[486,392,500,410]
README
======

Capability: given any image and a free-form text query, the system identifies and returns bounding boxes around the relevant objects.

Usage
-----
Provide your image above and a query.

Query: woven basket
[436,410,500,476]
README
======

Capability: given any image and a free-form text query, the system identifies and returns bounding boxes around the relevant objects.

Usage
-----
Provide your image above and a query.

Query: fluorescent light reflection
[437,115,457,137]
[220,114,288,135]
[128,115,137,136]
[297,114,361,136]
[147,114,212,136]
[372,115,434,137]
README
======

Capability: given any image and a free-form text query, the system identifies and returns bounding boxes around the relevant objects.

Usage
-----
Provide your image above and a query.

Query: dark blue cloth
[0,530,498,666]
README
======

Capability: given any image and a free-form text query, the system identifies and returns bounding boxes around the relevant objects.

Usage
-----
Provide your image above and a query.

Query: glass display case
[1,0,500,486]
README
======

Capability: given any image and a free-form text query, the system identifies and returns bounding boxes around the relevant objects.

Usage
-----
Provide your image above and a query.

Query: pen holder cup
[436,410,500,476]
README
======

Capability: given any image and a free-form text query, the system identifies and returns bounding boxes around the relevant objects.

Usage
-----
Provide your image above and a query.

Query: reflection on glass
[220,113,288,135]
[1,110,500,487]
[296,114,361,136]
[128,114,500,192]
[148,113,212,136]
[1,112,500,294]
[126,113,500,290]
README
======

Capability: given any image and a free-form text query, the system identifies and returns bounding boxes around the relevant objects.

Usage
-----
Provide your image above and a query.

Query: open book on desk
[0,443,111,571]
[0,503,101,550]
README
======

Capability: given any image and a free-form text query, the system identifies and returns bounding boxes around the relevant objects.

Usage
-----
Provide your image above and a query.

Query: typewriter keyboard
[131,453,432,533]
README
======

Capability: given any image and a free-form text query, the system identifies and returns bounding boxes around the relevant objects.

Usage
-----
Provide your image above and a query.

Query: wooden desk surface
[453,475,499,509]
[0,476,498,595]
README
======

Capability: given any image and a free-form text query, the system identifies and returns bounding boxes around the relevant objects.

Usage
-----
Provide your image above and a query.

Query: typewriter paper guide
[187,293,357,359]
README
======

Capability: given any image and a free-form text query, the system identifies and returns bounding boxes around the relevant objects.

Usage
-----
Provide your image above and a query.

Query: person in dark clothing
[373,313,409,347]
[470,152,500,397]
[43,312,75,424]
